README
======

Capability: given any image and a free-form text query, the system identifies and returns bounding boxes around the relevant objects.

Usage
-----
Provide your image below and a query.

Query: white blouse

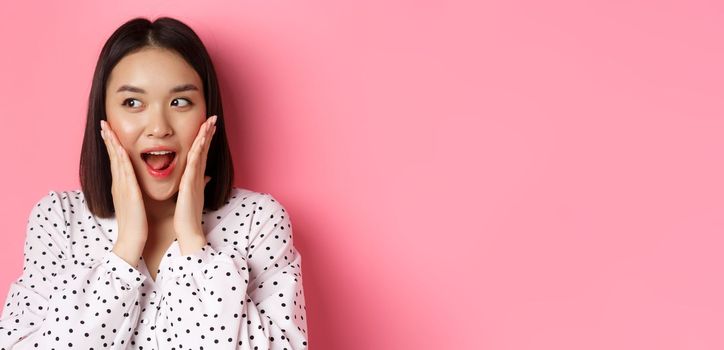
[0,187,308,349]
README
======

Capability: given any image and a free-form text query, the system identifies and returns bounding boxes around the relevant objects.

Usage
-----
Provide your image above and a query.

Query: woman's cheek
[113,124,138,151]
[110,119,144,155]
[186,121,204,147]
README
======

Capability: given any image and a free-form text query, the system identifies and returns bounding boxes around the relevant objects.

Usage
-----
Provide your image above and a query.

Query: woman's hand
[100,120,148,266]
[174,115,217,255]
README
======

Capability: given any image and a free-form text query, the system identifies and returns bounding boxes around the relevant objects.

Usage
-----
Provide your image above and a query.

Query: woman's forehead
[108,48,202,94]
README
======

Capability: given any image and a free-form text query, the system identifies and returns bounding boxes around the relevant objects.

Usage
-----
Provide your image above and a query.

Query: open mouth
[141,151,177,172]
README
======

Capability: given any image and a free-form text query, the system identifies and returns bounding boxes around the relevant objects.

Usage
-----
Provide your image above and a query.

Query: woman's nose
[146,112,173,138]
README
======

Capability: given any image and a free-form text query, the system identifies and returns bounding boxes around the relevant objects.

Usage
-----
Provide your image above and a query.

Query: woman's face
[105,47,207,202]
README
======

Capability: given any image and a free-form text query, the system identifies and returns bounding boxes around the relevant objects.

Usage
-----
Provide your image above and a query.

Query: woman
[0,16,308,349]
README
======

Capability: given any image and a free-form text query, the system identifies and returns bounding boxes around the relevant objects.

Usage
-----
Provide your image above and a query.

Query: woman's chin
[133,159,183,202]
[140,180,179,202]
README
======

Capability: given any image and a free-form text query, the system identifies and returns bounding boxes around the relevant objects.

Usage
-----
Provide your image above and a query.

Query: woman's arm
[0,191,147,348]
[158,194,309,349]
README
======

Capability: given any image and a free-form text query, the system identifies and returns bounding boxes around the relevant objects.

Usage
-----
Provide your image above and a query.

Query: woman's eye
[171,98,192,107]
[122,98,142,108]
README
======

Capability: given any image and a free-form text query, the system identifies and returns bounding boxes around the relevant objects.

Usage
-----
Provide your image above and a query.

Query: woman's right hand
[100,120,148,267]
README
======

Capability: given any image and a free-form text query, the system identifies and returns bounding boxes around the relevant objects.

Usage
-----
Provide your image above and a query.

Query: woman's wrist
[177,232,207,256]
[112,236,146,268]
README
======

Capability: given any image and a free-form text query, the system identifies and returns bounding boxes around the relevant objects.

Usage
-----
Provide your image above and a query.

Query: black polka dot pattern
[0,188,309,349]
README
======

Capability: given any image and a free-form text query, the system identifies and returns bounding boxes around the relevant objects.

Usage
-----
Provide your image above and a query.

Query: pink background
[1,1,723,349]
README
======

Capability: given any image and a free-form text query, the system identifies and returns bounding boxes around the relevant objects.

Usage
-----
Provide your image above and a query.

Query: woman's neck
[142,192,177,223]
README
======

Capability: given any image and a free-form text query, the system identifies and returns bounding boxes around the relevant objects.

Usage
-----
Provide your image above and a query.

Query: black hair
[80,16,234,218]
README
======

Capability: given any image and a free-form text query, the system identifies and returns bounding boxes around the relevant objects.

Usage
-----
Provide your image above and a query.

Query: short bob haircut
[80,16,234,218]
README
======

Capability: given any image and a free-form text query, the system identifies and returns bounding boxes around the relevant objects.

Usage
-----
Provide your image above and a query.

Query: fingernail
[211,115,218,125]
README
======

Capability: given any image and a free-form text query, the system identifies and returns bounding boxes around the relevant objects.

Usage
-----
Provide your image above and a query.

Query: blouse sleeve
[0,191,147,349]
[157,193,309,349]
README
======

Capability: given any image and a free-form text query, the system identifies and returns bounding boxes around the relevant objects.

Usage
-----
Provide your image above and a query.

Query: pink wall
[2,1,723,349]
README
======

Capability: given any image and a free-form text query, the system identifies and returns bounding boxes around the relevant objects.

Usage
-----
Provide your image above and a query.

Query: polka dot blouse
[0,187,308,349]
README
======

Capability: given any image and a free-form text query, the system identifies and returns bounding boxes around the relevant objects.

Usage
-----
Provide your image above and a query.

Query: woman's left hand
[174,115,217,254]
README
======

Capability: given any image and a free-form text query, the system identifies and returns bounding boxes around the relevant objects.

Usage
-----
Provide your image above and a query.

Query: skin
[99,47,217,274]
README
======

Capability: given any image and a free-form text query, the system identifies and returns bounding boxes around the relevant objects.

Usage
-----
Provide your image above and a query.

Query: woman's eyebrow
[115,84,200,94]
